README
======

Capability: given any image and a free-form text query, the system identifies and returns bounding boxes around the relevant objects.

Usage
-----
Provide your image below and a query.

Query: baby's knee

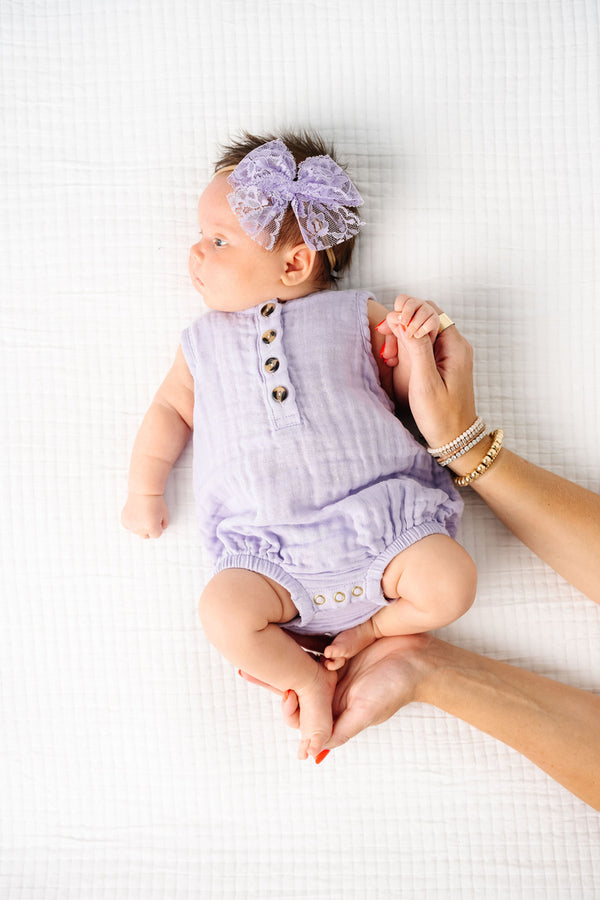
[440,546,477,618]
[198,569,278,643]
[198,580,225,642]
[198,573,247,643]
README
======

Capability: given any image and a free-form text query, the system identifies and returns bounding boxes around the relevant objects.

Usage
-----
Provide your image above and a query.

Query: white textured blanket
[2,1,599,897]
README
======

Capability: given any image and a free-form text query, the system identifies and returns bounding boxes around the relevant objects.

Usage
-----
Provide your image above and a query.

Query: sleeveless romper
[181,289,462,634]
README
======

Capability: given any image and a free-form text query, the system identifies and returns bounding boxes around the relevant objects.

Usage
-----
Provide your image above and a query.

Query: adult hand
[378,296,478,450]
[326,634,434,749]
[240,633,434,750]
[238,669,302,729]
[238,631,330,732]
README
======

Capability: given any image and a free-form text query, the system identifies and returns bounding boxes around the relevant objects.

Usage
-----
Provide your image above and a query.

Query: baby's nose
[189,244,204,265]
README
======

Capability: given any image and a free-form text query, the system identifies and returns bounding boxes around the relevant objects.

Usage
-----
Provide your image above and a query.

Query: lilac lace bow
[226,139,364,251]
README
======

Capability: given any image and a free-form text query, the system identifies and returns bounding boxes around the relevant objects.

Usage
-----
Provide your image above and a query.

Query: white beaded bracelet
[427,417,485,459]
[437,430,488,466]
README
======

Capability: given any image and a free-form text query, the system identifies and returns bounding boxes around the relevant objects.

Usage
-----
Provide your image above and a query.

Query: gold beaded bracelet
[452,429,504,487]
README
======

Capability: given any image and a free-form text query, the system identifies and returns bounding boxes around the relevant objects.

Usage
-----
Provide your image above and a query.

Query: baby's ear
[280,243,317,286]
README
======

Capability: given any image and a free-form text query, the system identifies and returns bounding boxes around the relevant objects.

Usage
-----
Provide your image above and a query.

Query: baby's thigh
[198,569,298,631]
[381,534,477,604]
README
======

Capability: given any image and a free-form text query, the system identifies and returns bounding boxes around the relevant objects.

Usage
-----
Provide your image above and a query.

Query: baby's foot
[296,664,338,761]
[323,619,378,671]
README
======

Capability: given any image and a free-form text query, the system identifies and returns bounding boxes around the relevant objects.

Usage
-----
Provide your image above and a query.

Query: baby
[121,132,477,761]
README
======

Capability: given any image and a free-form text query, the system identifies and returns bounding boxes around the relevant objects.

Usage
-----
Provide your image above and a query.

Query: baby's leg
[324,535,477,670]
[199,569,337,759]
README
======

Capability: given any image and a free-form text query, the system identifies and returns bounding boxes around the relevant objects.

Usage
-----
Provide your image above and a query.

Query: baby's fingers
[408,308,440,340]
[393,294,439,339]
[394,293,423,325]
[142,517,168,539]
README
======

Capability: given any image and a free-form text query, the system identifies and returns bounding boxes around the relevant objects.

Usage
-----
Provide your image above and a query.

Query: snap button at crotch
[312,586,365,608]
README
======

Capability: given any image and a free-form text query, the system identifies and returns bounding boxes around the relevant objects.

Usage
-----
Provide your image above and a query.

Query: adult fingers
[326,701,375,750]
[237,669,284,697]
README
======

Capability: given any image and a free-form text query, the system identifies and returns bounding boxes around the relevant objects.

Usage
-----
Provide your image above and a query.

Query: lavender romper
[181,289,462,635]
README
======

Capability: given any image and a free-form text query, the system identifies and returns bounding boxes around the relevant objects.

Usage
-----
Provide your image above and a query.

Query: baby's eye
[214,237,227,248]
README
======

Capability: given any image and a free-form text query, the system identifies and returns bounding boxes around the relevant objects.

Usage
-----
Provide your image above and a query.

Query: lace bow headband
[224,139,364,253]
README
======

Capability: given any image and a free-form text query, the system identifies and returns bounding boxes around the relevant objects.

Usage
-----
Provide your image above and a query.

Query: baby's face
[189,174,290,312]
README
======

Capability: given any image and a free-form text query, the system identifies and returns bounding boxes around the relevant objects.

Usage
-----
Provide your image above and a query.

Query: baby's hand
[387,294,440,341]
[121,493,169,539]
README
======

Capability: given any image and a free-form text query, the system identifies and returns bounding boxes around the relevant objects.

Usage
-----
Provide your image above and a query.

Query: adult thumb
[401,332,441,394]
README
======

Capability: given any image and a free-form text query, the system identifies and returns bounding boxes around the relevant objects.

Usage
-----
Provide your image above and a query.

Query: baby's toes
[323,655,347,672]
[325,634,352,661]
[297,730,328,760]
[296,670,336,760]
[297,738,311,761]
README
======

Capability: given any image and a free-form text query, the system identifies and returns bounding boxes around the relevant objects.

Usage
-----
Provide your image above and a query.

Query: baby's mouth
[189,261,204,288]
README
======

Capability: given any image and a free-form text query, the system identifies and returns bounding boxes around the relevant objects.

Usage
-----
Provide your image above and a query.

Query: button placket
[255,300,300,430]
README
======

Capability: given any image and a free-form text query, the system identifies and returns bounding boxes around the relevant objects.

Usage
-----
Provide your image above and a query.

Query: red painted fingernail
[283,690,291,701]
[379,347,386,359]
[315,750,330,765]
[401,324,407,332]
[375,319,386,330]
[237,669,243,677]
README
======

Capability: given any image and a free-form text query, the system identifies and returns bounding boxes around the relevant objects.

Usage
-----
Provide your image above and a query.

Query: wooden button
[272,386,288,403]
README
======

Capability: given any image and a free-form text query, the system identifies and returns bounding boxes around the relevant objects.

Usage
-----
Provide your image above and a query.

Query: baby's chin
[190,282,275,312]
[201,293,273,313]
[190,282,219,309]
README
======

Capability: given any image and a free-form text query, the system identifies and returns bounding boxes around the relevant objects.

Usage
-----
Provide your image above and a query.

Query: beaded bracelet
[437,430,488,467]
[453,429,504,486]
[427,417,485,459]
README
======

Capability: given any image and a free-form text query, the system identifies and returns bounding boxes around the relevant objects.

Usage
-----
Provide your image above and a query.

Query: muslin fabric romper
[181,289,462,635]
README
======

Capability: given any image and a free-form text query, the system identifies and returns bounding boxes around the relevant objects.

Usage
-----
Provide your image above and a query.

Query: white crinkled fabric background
[1,1,599,897]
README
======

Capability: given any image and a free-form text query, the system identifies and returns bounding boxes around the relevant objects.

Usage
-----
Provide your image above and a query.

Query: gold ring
[437,313,455,334]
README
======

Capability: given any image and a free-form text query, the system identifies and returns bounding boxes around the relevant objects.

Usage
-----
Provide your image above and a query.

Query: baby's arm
[121,345,194,538]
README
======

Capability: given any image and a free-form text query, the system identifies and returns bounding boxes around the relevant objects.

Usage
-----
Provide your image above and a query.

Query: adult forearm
[419,639,600,809]
[449,446,600,604]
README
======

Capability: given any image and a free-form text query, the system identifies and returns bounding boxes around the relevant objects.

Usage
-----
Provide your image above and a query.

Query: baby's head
[215,131,362,284]
[189,131,363,312]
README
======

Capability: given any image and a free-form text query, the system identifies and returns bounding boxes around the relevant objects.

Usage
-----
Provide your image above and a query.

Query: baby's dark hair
[214,130,359,285]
